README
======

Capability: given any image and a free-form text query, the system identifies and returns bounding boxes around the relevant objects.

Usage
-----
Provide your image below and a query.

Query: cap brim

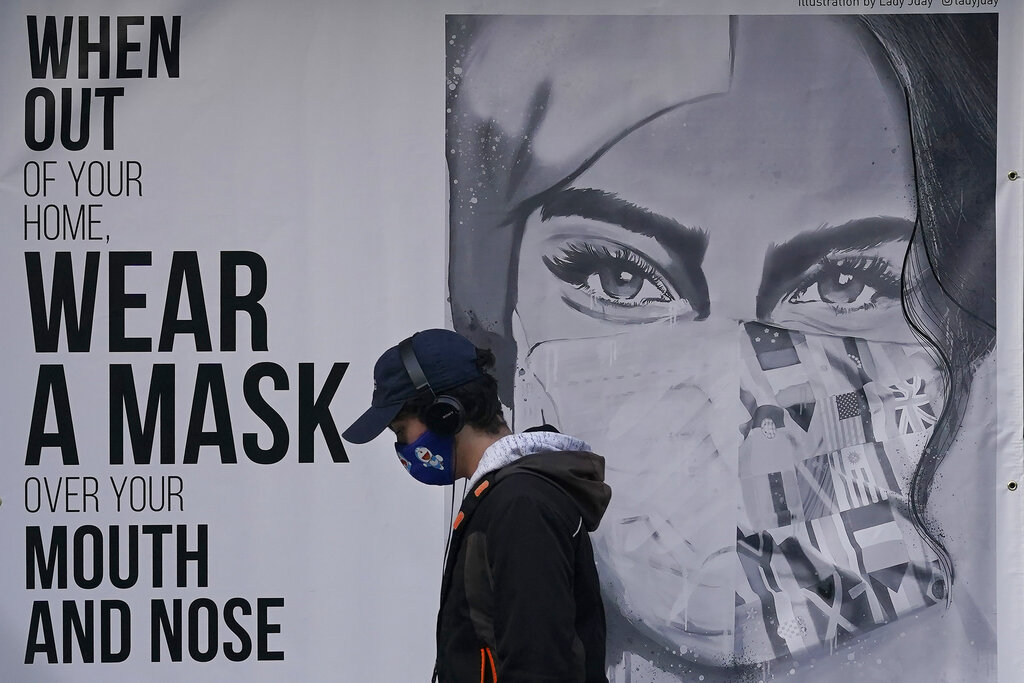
[342,402,404,444]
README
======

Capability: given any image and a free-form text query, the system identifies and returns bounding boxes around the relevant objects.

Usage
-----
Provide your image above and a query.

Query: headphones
[399,337,466,436]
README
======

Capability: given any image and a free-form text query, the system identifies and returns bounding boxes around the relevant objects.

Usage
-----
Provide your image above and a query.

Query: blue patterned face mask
[395,429,456,486]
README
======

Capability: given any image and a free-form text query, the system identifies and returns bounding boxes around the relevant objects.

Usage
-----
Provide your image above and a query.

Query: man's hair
[396,347,507,434]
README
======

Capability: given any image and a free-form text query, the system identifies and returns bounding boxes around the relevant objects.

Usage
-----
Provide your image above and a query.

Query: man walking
[343,328,610,682]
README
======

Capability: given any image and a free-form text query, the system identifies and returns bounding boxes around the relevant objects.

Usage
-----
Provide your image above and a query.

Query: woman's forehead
[569,16,916,246]
[456,15,733,204]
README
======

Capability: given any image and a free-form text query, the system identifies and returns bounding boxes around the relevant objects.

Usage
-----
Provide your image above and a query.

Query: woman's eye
[543,241,675,307]
[787,256,900,314]
[585,265,664,302]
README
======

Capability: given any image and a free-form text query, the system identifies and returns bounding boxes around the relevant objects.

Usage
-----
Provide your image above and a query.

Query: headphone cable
[440,457,464,577]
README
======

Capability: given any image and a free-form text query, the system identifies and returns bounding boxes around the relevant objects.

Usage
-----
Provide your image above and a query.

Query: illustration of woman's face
[516,17,917,344]
[512,17,945,664]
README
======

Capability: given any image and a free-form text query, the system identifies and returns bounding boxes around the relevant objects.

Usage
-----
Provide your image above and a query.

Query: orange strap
[485,647,497,681]
[477,647,498,681]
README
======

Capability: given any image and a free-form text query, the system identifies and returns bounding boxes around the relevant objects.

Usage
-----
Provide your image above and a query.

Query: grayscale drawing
[446,14,997,681]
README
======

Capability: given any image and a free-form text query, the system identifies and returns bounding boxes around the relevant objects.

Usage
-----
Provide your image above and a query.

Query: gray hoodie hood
[468,430,611,531]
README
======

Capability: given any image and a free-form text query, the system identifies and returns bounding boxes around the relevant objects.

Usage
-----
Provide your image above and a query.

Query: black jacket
[434,448,611,682]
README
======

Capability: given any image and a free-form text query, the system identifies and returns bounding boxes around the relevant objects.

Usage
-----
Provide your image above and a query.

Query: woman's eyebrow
[537,186,712,318]
[756,216,914,319]
[539,187,709,260]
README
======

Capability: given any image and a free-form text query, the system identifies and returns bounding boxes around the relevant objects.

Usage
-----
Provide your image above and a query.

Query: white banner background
[0,1,1020,682]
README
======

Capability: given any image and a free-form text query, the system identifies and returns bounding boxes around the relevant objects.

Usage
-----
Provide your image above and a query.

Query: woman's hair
[395,347,508,435]
[858,13,997,585]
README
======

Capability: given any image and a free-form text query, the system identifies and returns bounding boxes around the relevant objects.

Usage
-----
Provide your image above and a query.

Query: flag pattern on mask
[798,444,899,517]
[735,324,944,660]
[742,323,816,433]
[740,442,902,531]
[817,389,871,452]
[888,377,937,434]
[744,325,808,395]
[734,495,945,659]
[746,323,801,370]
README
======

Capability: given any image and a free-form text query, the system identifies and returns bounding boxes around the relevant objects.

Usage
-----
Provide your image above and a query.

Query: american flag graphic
[820,390,868,452]
[888,377,937,434]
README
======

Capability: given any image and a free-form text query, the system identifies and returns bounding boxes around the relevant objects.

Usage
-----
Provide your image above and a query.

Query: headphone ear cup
[424,395,465,436]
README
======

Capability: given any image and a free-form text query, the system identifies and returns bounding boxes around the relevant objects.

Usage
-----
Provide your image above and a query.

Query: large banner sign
[2,2,1021,682]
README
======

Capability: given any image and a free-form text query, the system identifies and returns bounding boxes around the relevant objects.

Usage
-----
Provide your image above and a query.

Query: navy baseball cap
[342,329,481,444]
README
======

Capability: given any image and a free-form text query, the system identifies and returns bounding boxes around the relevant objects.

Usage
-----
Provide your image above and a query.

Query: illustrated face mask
[513,321,947,665]
[395,430,456,486]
